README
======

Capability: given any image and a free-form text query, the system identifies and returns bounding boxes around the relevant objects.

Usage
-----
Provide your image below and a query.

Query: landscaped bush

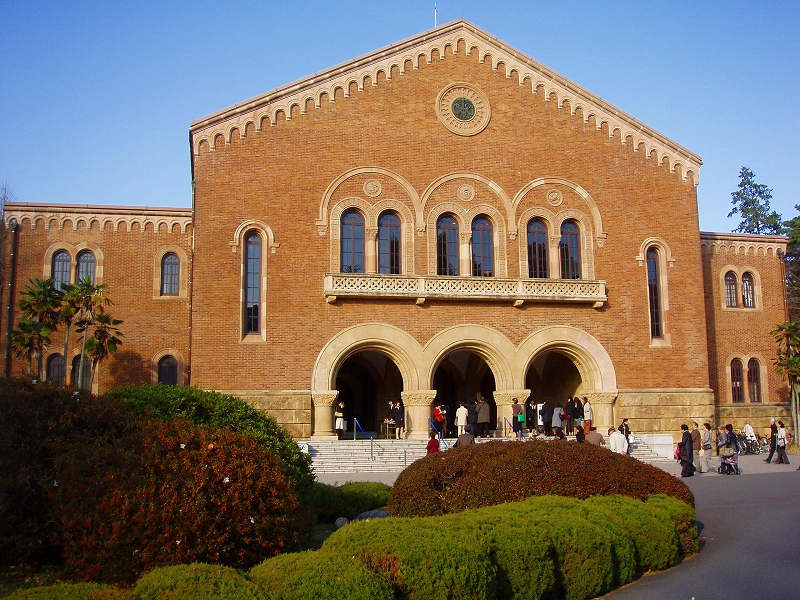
[54,418,310,583]
[309,481,392,523]
[643,494,699,556]
[3,582,134,599]
[133,563,269,600]
[106,385,313,496]
[322,516,497,600]
[249,550,394,600]
[388,440,694,517]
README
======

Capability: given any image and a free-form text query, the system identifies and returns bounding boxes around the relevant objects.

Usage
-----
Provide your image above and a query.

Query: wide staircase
[624,433,673,463]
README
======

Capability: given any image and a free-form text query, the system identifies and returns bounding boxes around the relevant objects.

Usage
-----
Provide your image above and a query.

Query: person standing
[608,427,628,454]
[552,403,564,434]
[699,423,712,473]
[582,397,593,432]
[574,397,584,430]
[334,401,346,440]
[467,399,478,435]
[477,396,491,438]
[764,418,778,463]
[455,402,468,436]
[540,399,553,436]
[433,404,445,437]
[526,400,537,432]
[565,397,575,435]
[677,424,695,477]
[393,401,405,439]
[776,421,790,464]
[691,422,702,471]
[511,398,524,438]
[743,420,756,441]
[618,418,631,454]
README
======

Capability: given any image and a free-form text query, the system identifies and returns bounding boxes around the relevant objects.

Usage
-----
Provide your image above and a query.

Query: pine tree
[728,166,783,235]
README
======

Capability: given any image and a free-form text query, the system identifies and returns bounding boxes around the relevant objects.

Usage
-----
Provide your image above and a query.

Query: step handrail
[428,418,450,449]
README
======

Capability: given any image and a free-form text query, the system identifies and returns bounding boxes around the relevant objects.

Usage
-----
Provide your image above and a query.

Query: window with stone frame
[725,271,738,308]
[559,220,581,279]
[731,358,744,403]
[471,215,494,277]
[646,247,663,339]
[52,250,71,290]
[747,358,762,402]
[436,214,459,276]
[244,232,261,334]
[527,218,548,278]
[741,272,755,308]
[160,252,180,296]
[341,210,365,274]
[76,250,96,284]
[378,211,401,274]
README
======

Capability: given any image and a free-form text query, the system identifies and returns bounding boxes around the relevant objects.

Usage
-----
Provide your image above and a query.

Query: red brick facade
[1,21,789,439]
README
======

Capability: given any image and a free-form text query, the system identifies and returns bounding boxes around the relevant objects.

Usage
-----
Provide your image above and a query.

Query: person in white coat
[455,402,468,436]
[608,428,629,454]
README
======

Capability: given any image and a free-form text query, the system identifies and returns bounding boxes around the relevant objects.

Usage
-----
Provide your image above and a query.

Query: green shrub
[310,481,392,523]
[388,440,694,517]
[107,385,313,495]
[322,516,497,600]
[644,495,699,556]
[55,419,310,583]
[133,563,268,600]
[4,582,134,599]
[249,550,394,600]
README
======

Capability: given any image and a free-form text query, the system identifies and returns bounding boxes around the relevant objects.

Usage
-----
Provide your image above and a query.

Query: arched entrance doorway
[526,350,583,414]
[335,350,403,436]
[432,350,497,436]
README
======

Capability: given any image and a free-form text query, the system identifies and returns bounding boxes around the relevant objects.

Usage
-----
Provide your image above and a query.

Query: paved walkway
[316,454,800,599]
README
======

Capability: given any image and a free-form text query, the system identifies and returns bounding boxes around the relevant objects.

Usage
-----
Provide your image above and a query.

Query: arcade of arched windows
[720,266,762,311]
[726,354,767,404]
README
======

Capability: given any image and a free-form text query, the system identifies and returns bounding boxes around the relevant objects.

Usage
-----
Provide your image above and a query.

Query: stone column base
[311,391,339,438]
[402,390,437,440]
[494,389,531,438]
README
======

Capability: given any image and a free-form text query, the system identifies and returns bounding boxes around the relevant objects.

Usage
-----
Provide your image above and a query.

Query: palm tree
[84,309,124,386]
[17,278,63,380]
[772,321,800,439]
[59,283,80,386]
[11,319,51,377]
[71,277,111,387]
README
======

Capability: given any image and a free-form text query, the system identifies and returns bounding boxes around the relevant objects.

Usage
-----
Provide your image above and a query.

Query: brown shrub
[387,440,693,517]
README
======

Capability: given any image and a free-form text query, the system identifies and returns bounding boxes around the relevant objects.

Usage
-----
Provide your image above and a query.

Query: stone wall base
[615,388,716,442]
[716,403,792,437]
[220,390,312,439]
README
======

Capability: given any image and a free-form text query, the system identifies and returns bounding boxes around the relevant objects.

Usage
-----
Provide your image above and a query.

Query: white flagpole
[434,4,437,28]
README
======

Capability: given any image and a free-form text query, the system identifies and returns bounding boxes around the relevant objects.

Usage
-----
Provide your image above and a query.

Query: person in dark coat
[619,418,631,454]
[539,399,554,436]
[575,424,585,443]
[574,396,584,428]
[677,424,695,477]
[476,396,491,438]
[526,400,536,432]
[564,397,575,435]
[764,418,778,463]
[467,399,478,435]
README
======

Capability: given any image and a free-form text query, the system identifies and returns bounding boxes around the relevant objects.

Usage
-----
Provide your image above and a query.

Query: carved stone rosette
[311,391,340,439]
[401,390,438,440]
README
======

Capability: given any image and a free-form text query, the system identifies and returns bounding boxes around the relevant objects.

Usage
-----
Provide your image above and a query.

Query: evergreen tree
[783,205,800,320]
[728,166,783,234]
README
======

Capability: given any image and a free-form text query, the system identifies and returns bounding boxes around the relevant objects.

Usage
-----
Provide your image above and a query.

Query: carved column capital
[401,390,438,406]
[312,391,339,407]
[460,232,473,244]
[493,390,531,406]
[587,391,618,405]
[365,226,379,240]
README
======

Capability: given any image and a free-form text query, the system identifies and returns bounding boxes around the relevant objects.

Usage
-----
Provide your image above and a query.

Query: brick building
[1,21,789,440]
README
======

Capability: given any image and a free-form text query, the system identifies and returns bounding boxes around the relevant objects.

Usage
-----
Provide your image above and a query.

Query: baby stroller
[718,452,739,475]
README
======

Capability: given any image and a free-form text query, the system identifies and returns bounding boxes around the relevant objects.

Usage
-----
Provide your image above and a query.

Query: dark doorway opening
[432,350,496,436]
[335,351,403,437]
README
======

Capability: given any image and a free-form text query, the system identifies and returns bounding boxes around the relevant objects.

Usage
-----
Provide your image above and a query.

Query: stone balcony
[323,273,607,307]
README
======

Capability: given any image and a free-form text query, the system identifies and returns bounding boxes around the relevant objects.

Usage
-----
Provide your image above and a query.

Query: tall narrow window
[72,356,91,390]
[471,216,494,277]
[647,248,663,338]
[731,358,744,403]
[244,233,261,334]
[725,272,738,307]
[559,221,581,279]
[52,250,71,290]
[437,215,459,276]
[158,355,178,386]
[341,210,365,273]
[741,272,755,308]
[747,358,762,402]
[47,354,66,386]
[76,251,95,284]
[378,212,401,274]
[161,253,180,296]
[527,219,548,278]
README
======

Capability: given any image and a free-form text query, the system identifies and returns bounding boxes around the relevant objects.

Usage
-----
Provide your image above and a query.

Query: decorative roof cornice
[189,20,702,183]
[700,231,787,257]
[4,202,193,233]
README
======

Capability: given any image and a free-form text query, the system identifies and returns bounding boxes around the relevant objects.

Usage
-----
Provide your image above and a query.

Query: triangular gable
[190,19,701,183]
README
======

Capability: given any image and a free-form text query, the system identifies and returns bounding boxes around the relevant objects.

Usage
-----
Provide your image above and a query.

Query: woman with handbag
[720,424,740,474]
[700,423,713,473]
[776,421,790,464]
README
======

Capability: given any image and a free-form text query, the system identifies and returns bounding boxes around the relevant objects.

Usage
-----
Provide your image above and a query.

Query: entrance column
[493,390,531,437]
[588,391,618,433]
[311,391,339,440]
[401,390,437,440]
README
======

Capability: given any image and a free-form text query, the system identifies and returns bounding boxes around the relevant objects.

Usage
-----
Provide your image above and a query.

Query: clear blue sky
[1,1,797,233]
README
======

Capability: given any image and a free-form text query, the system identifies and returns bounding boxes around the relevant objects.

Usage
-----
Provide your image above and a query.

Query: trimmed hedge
[309,481,392,523]
[3,583,134,599]
[322,516,497,600]
[55,418,310,583]
[249,550,394,600]
[133,563,269,600]
[106,385,313,495]
[642,494,699,556]
[388,440,694,517]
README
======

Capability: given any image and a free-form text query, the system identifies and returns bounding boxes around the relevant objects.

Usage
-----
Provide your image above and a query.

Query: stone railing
[323,274,607,307]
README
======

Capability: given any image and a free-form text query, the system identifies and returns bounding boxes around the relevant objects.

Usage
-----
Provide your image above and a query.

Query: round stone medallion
[435,83,491,136]
[363,179,382,198]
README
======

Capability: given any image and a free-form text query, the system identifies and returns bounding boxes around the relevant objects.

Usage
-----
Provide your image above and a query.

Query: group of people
[763,418,792,466]
[677,422,715,477]
[531,397,593,437]
[450,396,492,438]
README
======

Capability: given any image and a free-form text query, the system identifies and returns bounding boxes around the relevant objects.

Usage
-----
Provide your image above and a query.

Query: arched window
[747,358,762,402]
[378,212,401,274]
[741,272,755,308]
[646,247,662,339]
[559,221,581,279]
[341,210,365,273]
[47,354,65,386]
[72,356,91,390]
[725,271,738,308]
[76,251,95,284]
[471,216,494,277]
[52,250,71,290]
[244,232,261,334]
[436,214,459,276]
[527,219,548,278]
[160,253,180,296]
[158,355,179,386]
[731,358,744,403]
